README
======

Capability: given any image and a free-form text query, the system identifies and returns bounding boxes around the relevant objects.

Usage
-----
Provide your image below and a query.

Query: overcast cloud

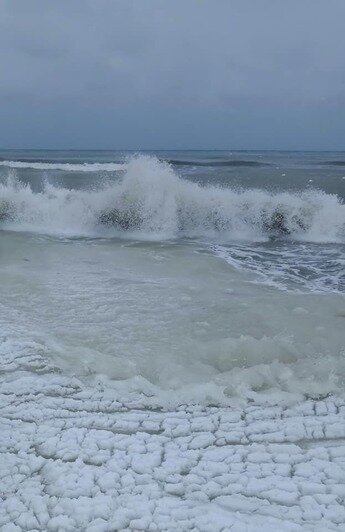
[0,0,344,149]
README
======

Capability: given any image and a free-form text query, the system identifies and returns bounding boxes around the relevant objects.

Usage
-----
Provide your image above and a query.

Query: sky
[0,0,344,150]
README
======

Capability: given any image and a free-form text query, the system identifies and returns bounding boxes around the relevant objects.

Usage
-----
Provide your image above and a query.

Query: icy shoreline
[1,350,345,531]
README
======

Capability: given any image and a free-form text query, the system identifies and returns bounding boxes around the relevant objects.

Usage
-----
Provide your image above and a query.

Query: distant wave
[167,159,268,167]
[0,155,344,242]
[320,161,345,166]
[0,157,268,172]
[0,160,125,172]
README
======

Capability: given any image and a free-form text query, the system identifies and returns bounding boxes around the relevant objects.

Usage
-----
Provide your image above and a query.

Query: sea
[1,150,345,405]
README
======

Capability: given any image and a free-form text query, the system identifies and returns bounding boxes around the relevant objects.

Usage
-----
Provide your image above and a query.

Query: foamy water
[0,151,345,404]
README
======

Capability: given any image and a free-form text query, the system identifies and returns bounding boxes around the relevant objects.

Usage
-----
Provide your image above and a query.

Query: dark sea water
[1,150,344,403]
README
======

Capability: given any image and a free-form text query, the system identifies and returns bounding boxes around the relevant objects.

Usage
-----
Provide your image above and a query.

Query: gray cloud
[0,0,344,149]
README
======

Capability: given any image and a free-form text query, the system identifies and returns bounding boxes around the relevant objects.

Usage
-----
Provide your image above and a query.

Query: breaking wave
[0,155,344,242]
[0,160,125,172]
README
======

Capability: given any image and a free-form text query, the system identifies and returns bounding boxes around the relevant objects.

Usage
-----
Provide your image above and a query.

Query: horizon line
[0,148,345,152]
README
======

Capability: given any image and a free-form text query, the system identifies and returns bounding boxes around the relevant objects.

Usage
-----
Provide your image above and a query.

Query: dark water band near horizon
[0,149,344,405]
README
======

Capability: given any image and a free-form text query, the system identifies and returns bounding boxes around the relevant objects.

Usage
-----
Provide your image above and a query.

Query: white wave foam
[212,242,345,293]
[0,155,344,242]
[0,160,125,172]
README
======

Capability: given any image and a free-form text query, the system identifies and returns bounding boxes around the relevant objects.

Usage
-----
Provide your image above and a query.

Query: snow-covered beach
[1,344,345,531]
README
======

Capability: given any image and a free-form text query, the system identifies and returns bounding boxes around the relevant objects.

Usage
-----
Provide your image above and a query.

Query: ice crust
[1,348,345,531]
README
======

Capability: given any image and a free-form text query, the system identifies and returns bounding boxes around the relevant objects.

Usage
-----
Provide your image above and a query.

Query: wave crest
[166,159,267,167]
